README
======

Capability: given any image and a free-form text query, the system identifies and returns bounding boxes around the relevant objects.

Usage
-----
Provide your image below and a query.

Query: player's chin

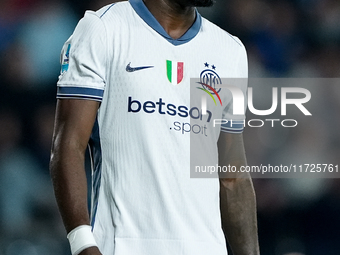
[191,0,214,7]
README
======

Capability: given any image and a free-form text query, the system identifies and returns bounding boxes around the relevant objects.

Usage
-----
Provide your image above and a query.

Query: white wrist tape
[67,225,98,255]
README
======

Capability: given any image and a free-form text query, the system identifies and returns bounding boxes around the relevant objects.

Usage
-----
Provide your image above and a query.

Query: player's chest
[105,29,239,104]
[109,47,235,94]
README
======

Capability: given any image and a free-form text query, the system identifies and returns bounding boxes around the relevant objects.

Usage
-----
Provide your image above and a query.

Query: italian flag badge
[166,60,184,85]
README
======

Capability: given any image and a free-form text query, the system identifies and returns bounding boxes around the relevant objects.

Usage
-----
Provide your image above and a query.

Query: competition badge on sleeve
[61,44,71,73]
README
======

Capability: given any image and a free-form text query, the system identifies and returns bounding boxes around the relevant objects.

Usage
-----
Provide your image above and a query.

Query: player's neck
[143,0,196,40]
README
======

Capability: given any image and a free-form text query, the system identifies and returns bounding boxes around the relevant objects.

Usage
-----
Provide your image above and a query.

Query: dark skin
[50,99,101,255]
[50,0,259,254]
[218,132,260,255]
[143,0,196,39]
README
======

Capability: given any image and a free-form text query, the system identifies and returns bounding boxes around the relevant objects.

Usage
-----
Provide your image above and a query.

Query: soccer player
[50,0,259,254]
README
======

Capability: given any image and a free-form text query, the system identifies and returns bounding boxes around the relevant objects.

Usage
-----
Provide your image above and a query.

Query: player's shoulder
[74,1,133,36]
[200,16,245,50]
[89,1,132,22]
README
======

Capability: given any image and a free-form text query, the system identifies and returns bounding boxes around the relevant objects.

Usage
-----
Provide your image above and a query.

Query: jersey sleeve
[220,40,248,134]
[57,11,107,102]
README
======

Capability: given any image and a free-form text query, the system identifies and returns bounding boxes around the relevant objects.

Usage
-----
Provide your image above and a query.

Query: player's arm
[50,99,102,255]
[217,132,259,255]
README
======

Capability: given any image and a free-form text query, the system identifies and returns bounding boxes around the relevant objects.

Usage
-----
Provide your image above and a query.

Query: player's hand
[79,246,102,255]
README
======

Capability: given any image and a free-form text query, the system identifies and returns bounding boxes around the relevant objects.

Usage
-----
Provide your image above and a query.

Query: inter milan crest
[166,60,184,85]
[199,62,222,94]
[197,62,223,106]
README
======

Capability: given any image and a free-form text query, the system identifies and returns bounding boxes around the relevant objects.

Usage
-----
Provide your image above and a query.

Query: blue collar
[129,0,202,46]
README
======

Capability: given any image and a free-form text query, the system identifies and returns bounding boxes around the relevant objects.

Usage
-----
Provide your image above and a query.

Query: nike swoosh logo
[126,62,154,72]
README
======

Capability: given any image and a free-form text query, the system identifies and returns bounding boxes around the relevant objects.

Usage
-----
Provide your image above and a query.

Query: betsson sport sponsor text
[127,87,312,135]
[127,96,211,136]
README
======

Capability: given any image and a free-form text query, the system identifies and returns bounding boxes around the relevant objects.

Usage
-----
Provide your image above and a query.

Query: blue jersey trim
[88,117,103,230]
[100,3,115,18]
[57,95,102,102]
[57,86,104,101]
[129,0,201,46]
[221,127,244,134]
[224,31,242,47]
[221,121,244,129]
[221,120,244,133]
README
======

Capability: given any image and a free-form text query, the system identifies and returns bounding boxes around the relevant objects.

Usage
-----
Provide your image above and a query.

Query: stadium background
[0,0,339,254]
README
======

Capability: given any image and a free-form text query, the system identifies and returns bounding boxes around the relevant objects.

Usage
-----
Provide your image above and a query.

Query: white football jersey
[57,0,248,254]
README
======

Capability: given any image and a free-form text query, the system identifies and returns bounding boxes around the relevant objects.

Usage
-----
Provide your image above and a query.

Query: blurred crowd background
[0,0,339,254]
